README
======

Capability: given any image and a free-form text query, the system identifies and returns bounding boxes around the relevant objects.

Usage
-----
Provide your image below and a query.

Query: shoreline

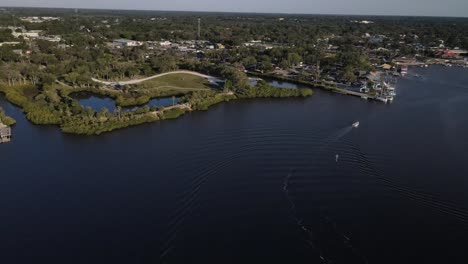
[0,79,311,136]
[2,62,462,136]
[0,107,14,143]
[247,71,393,103]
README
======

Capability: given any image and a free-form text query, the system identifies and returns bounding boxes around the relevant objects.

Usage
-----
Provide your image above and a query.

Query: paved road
[55,80,73,88]
[148,85,209,91]
[92,71,222,86]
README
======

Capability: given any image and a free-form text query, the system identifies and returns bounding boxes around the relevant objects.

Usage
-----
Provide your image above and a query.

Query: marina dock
[334,87,369,98]
[333,87,394,103]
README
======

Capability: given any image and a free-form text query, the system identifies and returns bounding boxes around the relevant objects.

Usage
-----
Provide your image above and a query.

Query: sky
[2,0,468,17]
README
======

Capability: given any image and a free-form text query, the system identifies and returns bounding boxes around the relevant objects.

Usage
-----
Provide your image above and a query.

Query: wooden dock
[0,121,12,143]
[333,87,372,99]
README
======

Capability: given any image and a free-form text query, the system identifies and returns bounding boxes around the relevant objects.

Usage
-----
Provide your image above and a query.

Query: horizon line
[1,5,468,19]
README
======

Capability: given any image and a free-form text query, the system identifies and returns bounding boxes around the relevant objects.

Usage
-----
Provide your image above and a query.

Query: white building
[0,42,21,47]
[20,16,60,23]
[159,40,172,46]
[112,39,142,48]
[12,30,43,39]
[38,35,62,42]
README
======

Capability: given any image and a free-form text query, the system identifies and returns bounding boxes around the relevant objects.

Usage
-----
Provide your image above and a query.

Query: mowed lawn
[132,73,213,91]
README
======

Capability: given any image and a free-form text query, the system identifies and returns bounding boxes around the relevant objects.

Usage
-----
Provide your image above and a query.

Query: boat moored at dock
[0,123,12,143]
[376,96,388,103]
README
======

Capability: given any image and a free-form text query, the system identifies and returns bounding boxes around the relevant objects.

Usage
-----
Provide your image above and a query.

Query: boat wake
[283,169,368,263]
[159,145,259,260]
[324,123,468,226]
[348,145,468,225]
[283,169,331,263]
[159,126,304,260]
[318,125,355,154]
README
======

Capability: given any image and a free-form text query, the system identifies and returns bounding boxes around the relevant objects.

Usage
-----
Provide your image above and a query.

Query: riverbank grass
[0,107,16,126]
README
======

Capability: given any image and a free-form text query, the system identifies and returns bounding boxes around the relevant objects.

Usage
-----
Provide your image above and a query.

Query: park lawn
[131,73,213,91]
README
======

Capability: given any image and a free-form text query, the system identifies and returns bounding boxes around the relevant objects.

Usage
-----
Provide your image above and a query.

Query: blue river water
[1,66,468,263]
[75,94,179,112]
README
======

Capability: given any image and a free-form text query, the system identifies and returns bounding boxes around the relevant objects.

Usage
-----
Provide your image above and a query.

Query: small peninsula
[0,70,311,135]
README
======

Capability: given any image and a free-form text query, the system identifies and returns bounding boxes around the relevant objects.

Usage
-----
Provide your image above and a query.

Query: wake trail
[283,169,331,263]
[281,123,368,263]
[324,126,353,146]
[284,168,368,263]
[348,144,468,225]
[159,148,252,260]
[160,138,290,260]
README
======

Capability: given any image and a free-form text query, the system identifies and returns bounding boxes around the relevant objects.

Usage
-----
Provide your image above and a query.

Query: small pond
[73,93,180,112]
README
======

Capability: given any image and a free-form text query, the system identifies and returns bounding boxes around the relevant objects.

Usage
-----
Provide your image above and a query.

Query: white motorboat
[352,121,360,128]
[376,96,388,103]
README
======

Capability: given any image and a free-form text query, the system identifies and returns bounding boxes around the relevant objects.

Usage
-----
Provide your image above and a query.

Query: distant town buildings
[12,49,24,56]
[351,20,374,24]
[20,16,60,23]
[58,44,71,49]
[112,39,143,48]
[159,40,172,46]
[243,40,275,50]
[0,41,21,47]
[12,29,43,39]
[435,49,468,58]
[38,35,62,42]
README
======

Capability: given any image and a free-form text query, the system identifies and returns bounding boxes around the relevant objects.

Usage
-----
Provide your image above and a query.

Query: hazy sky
[2,0,468,17]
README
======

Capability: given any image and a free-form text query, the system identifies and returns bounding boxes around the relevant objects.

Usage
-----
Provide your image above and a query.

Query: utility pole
[12,13,16,28]
[197,18,201,39]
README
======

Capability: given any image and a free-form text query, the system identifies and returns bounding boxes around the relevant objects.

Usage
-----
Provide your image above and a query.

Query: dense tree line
[0,8,466,134]
[1,9,467,88]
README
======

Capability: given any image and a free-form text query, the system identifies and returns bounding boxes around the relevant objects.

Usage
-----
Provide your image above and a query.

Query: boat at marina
[401,66,408,76]
[376,96,388,103]
[383,82,396,97]
[0,122,12,143]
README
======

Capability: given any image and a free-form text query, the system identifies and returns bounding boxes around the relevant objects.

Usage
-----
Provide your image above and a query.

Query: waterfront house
[435,49,468,59]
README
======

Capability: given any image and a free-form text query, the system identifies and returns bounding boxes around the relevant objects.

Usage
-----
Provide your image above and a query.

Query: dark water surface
[74,93,179,112]
[1,66,468,263]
